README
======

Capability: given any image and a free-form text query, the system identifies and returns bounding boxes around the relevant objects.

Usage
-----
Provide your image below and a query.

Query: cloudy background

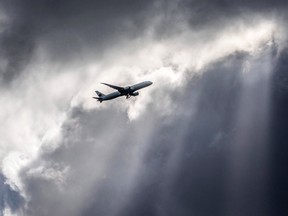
[1,0,288,215]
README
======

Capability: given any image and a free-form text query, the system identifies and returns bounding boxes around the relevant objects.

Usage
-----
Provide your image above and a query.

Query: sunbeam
[226,41,277,215]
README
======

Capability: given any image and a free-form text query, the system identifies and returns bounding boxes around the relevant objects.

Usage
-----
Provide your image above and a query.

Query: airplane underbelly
[105,92,122,100]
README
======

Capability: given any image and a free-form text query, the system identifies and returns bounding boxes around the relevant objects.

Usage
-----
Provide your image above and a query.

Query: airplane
[93,81,153,103]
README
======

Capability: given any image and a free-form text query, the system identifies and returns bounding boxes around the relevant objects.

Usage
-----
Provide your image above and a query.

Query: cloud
[19,44,282,216]
[0,0,288,215]
[0,173,25,216]
[0,0,156,68]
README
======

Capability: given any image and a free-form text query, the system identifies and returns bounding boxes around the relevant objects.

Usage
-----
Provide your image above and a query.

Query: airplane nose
[149,81,153,85]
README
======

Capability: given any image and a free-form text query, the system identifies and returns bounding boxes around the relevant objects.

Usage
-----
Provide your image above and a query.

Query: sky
[0,0,288,215]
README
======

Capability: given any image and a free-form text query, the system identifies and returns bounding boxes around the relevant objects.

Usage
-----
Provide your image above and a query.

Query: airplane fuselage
[95,81,152,102]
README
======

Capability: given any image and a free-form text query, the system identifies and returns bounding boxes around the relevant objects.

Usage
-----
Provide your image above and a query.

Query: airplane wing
[101,83,125,91]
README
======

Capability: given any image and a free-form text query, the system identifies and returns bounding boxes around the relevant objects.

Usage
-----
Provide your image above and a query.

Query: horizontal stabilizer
[92,96,103,103]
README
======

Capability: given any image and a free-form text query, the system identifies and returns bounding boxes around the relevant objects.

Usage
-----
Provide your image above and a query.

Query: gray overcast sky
[1,0,288,216]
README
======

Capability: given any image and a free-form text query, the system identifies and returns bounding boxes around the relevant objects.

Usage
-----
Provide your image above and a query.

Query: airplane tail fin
[95,91,105,97]
[93,91,105,103]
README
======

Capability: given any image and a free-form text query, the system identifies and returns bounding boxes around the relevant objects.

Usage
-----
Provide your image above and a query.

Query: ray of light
[226,42,276,215]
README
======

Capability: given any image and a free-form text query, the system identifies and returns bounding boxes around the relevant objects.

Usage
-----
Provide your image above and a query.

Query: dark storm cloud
[0,14,35,83]
[181,0,288,15]
[0,0,155,83]
[179,0,288,27]
[269,48,288,216]
[1,0,288,83]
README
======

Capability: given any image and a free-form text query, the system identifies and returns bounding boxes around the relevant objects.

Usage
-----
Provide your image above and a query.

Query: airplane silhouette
[93,81,153,103]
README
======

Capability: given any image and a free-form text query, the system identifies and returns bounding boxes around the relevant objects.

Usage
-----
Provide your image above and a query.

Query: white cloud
[0,12,283,203]
[75,16,281,118]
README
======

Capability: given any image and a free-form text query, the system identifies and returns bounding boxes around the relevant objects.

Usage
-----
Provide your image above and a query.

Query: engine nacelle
[130,92,139,96]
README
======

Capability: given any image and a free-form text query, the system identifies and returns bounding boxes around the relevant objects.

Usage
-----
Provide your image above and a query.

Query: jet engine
[130,92,139,96]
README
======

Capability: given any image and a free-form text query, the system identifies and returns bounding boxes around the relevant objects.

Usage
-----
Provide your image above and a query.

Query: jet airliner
[93,81,153,103]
